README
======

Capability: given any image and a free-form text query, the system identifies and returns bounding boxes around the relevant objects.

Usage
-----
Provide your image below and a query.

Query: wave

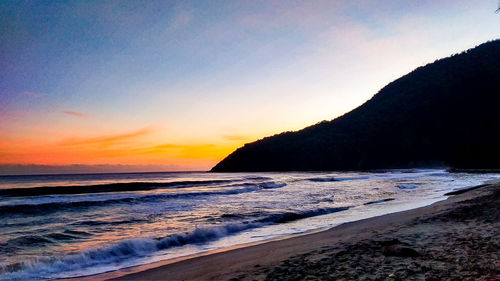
[0,206,351,280]
[1,230,93,255]
[259,182,287,189]
[336,176,370,181]
[307,176,369,182]
[6,235,55,248]
[256,207,350,224]
[62,229,92,237]
[363,198,395,205]
[308,177,337,182]
[397,184,419,189]
[6,231,86,248]
[69,218,150,227]
[244,176,273,181]
[218,206,350,225]
[0,179,237,197]
[0,186,260,217]
[44,232,80,241]
[0,222,260,280]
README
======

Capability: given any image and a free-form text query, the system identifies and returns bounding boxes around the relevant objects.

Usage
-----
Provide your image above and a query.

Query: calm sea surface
[0,170,498,280]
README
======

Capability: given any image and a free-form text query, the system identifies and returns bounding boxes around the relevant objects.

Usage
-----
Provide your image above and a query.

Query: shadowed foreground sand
[84,182,499,281]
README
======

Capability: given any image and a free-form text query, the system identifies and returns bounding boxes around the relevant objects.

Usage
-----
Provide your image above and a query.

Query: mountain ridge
[211,40,500,172]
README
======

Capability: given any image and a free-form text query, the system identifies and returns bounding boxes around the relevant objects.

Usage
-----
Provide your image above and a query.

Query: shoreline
[64,224,336,281]
[72,181,500,281]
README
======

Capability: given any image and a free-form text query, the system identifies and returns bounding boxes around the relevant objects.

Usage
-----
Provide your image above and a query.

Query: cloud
[60,127,152,146]
[61,110,89,118]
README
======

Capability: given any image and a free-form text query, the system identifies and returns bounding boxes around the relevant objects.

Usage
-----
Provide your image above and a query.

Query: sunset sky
[1,1,499,174]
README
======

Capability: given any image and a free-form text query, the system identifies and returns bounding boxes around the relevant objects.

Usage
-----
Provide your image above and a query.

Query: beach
[8,170,494,280]
[3,2,499,280]
[75,181,499,281]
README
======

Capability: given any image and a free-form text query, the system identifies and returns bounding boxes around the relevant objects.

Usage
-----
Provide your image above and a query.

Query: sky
[1,0,499,174]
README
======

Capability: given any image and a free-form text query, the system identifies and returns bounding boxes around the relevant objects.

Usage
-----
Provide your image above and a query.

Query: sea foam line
[0,206,350,280]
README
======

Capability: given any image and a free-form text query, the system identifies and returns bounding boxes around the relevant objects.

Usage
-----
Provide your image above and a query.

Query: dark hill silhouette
[211,40,500,172]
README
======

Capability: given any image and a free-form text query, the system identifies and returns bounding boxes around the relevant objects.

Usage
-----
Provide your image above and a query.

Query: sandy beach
[73,181,500,281]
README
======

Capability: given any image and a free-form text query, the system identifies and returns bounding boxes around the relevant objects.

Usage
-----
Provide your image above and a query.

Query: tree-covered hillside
[211,40,500,172]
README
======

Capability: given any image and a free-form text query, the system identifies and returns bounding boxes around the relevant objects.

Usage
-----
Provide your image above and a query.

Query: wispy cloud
[60,128,152,146]
[61,110,89,118]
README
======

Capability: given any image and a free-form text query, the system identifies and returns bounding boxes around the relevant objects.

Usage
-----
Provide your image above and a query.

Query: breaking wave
[0,206,350,280]
[0,186,260,217]
[307,176,369,182]
[0,179,237,197]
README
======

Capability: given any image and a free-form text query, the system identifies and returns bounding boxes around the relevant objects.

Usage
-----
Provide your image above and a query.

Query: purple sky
[1,0,499,174]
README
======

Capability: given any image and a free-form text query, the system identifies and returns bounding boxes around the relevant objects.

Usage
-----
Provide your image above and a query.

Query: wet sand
[85,182,499,281]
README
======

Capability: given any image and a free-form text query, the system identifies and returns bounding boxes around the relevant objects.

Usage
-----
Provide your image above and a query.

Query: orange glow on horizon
[0,125,255,171]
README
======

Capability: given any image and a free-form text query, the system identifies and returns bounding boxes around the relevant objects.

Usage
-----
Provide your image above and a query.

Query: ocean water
[0,170,498,280]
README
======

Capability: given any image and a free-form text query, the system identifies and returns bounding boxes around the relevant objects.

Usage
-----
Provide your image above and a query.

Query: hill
[211,40,500,172]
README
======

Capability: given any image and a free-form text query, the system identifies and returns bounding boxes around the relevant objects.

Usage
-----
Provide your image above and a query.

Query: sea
[0,169,499,280]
